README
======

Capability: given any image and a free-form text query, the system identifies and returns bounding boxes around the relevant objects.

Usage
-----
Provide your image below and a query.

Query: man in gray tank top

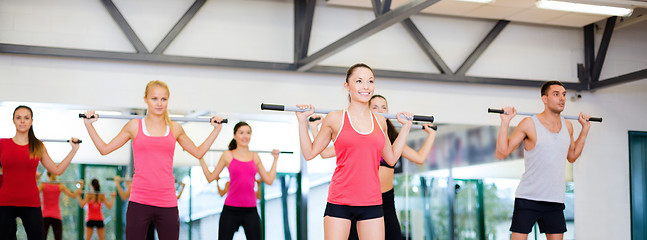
[495,81,592,240]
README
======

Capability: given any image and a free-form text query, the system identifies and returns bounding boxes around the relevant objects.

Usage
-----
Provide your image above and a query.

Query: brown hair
[345,63,374,83]
[13,105,44,159]
[369,95,397,144]
[345,63,374,102]
[228,122,251,150]
[540,81,565,96]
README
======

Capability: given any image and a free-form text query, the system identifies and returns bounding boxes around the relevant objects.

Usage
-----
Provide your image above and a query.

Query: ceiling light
[536,0,633,16]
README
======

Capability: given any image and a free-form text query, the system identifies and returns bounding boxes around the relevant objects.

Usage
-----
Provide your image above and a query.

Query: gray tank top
[516,115,570,203]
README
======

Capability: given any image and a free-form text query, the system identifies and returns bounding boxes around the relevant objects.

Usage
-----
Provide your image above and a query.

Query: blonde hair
[144,80,173,130]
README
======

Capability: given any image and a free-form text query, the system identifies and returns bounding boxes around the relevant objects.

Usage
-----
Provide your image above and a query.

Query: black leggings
[219,205,261,240]
[348,188,402,240]
[43,217,63,240]
[147,221,155,240]
[0,206,45,240]
[126,201,179,240]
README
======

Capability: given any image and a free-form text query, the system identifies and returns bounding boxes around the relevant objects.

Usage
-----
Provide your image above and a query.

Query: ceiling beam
[591,16,617,83]
[100,0,148,54]
[309,65,587,91]
[455,20,509,76]
[0,43,293,71]
[296,0,440,72]
[294,0,316,64]
[401,18,452,74]
[581,23,595,85]
[591,68,647,90]
[152,0,207,55]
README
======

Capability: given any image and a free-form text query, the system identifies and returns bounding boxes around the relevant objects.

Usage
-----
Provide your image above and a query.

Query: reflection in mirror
[397,124,575,240]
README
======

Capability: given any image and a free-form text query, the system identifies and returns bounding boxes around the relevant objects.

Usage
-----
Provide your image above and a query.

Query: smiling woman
[291,63,417,239]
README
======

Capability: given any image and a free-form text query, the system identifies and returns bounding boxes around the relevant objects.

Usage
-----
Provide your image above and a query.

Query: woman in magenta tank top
[295,63,415,239]
[38,172,84,240]
[0,105,80,240]
[198,121,280,240]
[82,80,225,240]
[77,179,115,240]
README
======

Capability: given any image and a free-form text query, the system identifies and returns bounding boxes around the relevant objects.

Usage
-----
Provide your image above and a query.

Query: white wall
[1,0,646,239]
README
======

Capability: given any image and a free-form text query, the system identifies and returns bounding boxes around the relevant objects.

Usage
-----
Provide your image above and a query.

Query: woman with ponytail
[310,94,436,240]
[82,80,224,239]
[0,105,80,239]
[77,179,115,240]
[296,63,415,239]
[198,121,280,240]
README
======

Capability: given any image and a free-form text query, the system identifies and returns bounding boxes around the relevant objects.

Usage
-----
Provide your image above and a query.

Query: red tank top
[86,199,104,221]
[0,138,41,207]
[329,110,385,206]
[224,155,258,207]
[41,183,62,219]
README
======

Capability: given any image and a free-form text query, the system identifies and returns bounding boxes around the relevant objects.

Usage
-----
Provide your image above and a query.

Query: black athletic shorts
[86,220,105,229]
[324,202,383,221]
[510,198,567,234]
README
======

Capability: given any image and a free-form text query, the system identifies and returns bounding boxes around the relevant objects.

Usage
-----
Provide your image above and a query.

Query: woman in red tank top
[198,121,280,240]
[310,94,437,240]
[0,105,80,240]
[82,80,225,239]
[38,172,84,240]
[295,63,415,239]
[77,179,115,240]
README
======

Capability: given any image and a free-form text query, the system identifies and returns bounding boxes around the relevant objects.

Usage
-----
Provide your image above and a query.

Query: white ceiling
[326,0,647,27]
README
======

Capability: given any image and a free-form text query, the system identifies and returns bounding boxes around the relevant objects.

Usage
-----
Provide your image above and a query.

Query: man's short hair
[541,81,565,96]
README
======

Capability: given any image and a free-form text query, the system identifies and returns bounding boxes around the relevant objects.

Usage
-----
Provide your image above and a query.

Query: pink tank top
[329,110,385,206]
[86,200,104,221]
[224,154,258,207]
[41,183,62,219]
[129,119,177,207]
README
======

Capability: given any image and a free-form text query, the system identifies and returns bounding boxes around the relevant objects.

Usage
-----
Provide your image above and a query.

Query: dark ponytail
[369,95,398,144]
[13,106,44,159]
[91,178,101,192]
[228,122,251,150]
[385,120,398,144]
[91,178,101,202]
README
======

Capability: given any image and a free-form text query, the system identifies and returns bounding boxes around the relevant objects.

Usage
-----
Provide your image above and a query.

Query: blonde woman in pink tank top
[198,121,280,240]
[82,80,225,240]
[295,63,415,240]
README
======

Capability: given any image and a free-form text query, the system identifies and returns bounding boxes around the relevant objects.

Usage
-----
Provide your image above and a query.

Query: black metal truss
[153,0,206,55]
[100,0,148,54]
[295,0,441,71]
[455,20,510,76]
[0,0,643,91]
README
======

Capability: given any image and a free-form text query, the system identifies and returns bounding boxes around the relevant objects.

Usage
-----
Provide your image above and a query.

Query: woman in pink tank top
[82,80,225,240]
[295,63,415,239]
[198,121,280,240]
[38,172,83,240]
[77,179,115,240]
